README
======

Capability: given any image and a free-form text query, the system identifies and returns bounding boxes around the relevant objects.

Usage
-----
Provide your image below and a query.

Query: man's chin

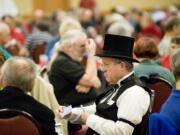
[106,79,113,85]
[106,79,117,85]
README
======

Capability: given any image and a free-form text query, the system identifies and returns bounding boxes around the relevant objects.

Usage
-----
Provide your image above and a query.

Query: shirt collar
[117,71,134,86]
[140,59,153,64]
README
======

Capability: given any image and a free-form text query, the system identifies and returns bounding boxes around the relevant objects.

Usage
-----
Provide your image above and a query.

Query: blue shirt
[45,36,60,59]
[160,89,180,131]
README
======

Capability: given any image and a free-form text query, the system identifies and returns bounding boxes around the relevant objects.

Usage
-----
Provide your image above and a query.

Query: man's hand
[85,39,96,56]
[81,112,90,124]
[56,105,72,119]
[76,84,91,93]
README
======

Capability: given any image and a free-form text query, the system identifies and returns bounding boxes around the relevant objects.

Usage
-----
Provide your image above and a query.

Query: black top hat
[97,34,139,62]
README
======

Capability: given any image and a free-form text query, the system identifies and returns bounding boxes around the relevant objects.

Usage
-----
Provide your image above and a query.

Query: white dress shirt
[68,72,150,135]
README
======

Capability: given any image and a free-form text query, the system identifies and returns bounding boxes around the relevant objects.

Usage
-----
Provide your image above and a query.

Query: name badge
[107,100,115,105]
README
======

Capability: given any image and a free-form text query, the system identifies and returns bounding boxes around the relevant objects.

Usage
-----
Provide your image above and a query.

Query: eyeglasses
[103,62,121,68]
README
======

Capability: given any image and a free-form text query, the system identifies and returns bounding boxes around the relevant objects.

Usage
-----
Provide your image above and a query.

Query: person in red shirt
[80,0,96,9]
[2,15,25,45]
[139,12,163,42]
[157,35,180,71]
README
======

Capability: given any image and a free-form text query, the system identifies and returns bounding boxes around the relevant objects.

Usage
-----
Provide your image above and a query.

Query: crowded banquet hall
[0,0,179,135]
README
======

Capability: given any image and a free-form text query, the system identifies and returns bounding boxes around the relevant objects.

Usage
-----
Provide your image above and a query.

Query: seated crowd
[0,3,180,135]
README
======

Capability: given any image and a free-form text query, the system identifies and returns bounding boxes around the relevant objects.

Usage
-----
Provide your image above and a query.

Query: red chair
[69,125,88,135]
[0,108,42,135]
[140,76,172,113]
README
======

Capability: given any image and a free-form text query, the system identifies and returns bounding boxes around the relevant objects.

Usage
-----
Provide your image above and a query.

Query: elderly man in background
[49,29,101,106]
[49,29,101,132]
[0,57,57,135]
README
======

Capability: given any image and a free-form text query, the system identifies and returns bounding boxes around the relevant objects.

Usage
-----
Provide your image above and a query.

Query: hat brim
[96,53,139,63]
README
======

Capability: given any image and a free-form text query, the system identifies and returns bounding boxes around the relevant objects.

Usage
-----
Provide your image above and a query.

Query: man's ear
[30,78,36,92]
[118,62,124,68]
[0,74,4,88]
[119,62,128,72]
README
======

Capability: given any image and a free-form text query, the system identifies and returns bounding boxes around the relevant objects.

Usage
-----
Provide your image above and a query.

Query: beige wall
[70,0,180,11]
[14,0,70,16]
[14,0,33,15]
[32,0,70,13]
[14,0,180,16]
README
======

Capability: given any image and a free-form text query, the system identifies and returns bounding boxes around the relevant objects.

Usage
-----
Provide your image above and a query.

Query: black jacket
[0,86,57,135]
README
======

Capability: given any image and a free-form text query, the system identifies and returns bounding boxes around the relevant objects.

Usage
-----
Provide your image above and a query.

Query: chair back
[69,125,88,135]
[0,108,42,135]
[6,43,20,56]
[31,42,47,64]
[149,113,179,135]
[140,75,172,113]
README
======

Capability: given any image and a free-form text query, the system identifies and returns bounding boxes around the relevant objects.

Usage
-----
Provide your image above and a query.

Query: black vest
[86,74,151,135]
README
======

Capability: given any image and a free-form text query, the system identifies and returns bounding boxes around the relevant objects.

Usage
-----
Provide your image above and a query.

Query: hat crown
[99,34,138,62]
[104,34,134,57]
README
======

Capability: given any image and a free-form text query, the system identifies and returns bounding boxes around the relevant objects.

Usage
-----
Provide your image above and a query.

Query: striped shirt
[25,32,53,55]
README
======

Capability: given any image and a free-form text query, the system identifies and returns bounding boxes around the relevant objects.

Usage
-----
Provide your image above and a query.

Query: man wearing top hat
[58,34,151,135]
